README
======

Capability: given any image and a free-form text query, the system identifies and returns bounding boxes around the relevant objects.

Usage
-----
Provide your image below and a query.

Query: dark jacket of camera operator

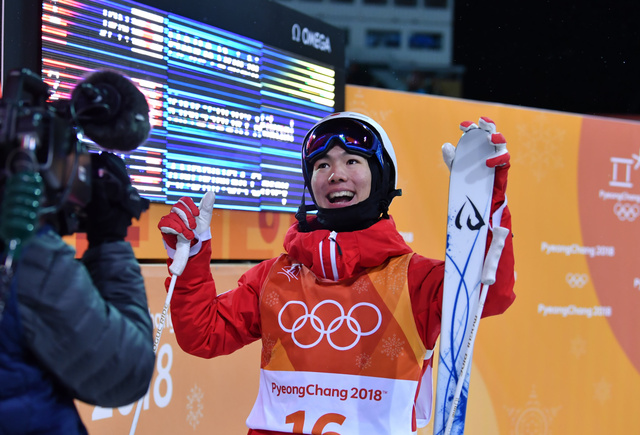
[0,153,154,434]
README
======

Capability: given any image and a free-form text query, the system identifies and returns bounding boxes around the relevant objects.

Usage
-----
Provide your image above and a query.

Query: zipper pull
[328,231,342,255]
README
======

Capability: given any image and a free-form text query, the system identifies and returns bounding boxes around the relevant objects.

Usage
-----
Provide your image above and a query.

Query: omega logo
[291,24,332,53]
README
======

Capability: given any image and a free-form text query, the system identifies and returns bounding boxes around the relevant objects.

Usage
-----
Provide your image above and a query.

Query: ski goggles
[302,118,385,169]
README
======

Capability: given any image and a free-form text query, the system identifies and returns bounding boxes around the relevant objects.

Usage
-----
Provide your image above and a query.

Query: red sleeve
[482,206,516,317]
[483,161,516,317]
[164,240,277,359]
[407,254,445,352]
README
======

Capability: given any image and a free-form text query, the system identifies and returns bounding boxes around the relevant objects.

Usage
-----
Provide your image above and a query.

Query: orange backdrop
[73,85,640,434]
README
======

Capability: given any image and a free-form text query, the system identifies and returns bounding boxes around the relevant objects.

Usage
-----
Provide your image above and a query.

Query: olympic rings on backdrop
[613,202,640,221]
[565,273,589,288]
[278,300,382,351]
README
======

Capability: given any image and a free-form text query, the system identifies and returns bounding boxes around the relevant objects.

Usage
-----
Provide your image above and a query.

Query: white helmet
[301,111,398,190]
[298,111,402,231]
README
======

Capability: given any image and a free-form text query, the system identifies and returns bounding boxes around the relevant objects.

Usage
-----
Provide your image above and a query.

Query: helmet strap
[295,186,317,232]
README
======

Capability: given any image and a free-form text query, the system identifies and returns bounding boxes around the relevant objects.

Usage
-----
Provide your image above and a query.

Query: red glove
[158,197,199,249]
[441,117,510,170]
[475,117,510,223]
[441,117,510,228]
[476,117,510,169]
[158,192,215,258]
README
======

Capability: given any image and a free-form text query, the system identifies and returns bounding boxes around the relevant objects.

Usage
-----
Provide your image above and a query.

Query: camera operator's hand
[85,152,149,247]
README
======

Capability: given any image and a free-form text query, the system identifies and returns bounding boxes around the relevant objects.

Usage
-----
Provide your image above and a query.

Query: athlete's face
[310,145,372,209]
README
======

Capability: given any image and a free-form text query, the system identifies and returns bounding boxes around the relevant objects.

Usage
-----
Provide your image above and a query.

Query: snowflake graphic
[570,335,587,359]
[370,271,403,296]
[386,272,403,295]
[355,353,373,370]
[186,384,204,429]
[263,292,280,307]
[505,385,561,435]
[352,278,370,295]
[514,114,567,183]
[261,334,277,366]
[370,261,404,295]
[593,377,612,404]
[381,334,405,360]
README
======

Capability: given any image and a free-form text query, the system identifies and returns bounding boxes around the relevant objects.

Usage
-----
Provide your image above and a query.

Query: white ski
[433,120,503,435]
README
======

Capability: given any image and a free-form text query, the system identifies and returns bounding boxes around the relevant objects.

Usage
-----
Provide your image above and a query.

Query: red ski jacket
[166,205,515,434]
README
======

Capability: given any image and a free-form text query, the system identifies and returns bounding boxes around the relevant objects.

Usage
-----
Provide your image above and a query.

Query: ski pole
[129,237,191,435]
[444,226,509,435]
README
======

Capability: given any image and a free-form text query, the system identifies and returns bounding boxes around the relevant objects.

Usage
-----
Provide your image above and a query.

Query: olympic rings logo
[278,300,382,351]
[566,273,589,288]
[613,202,640,221]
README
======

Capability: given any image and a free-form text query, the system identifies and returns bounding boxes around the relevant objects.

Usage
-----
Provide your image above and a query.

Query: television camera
[0,68,151,238]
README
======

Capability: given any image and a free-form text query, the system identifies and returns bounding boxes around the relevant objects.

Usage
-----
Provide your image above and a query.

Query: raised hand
[158,191,216,267]
[441,117,510,170]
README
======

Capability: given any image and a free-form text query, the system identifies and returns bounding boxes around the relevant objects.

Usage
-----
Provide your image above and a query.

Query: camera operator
[0,69,155,434]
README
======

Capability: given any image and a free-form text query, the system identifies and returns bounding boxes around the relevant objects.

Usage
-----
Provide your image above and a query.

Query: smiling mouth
[328,191,355,204]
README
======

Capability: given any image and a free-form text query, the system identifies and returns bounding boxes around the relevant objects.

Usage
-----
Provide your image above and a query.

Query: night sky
[452,2,640,116]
